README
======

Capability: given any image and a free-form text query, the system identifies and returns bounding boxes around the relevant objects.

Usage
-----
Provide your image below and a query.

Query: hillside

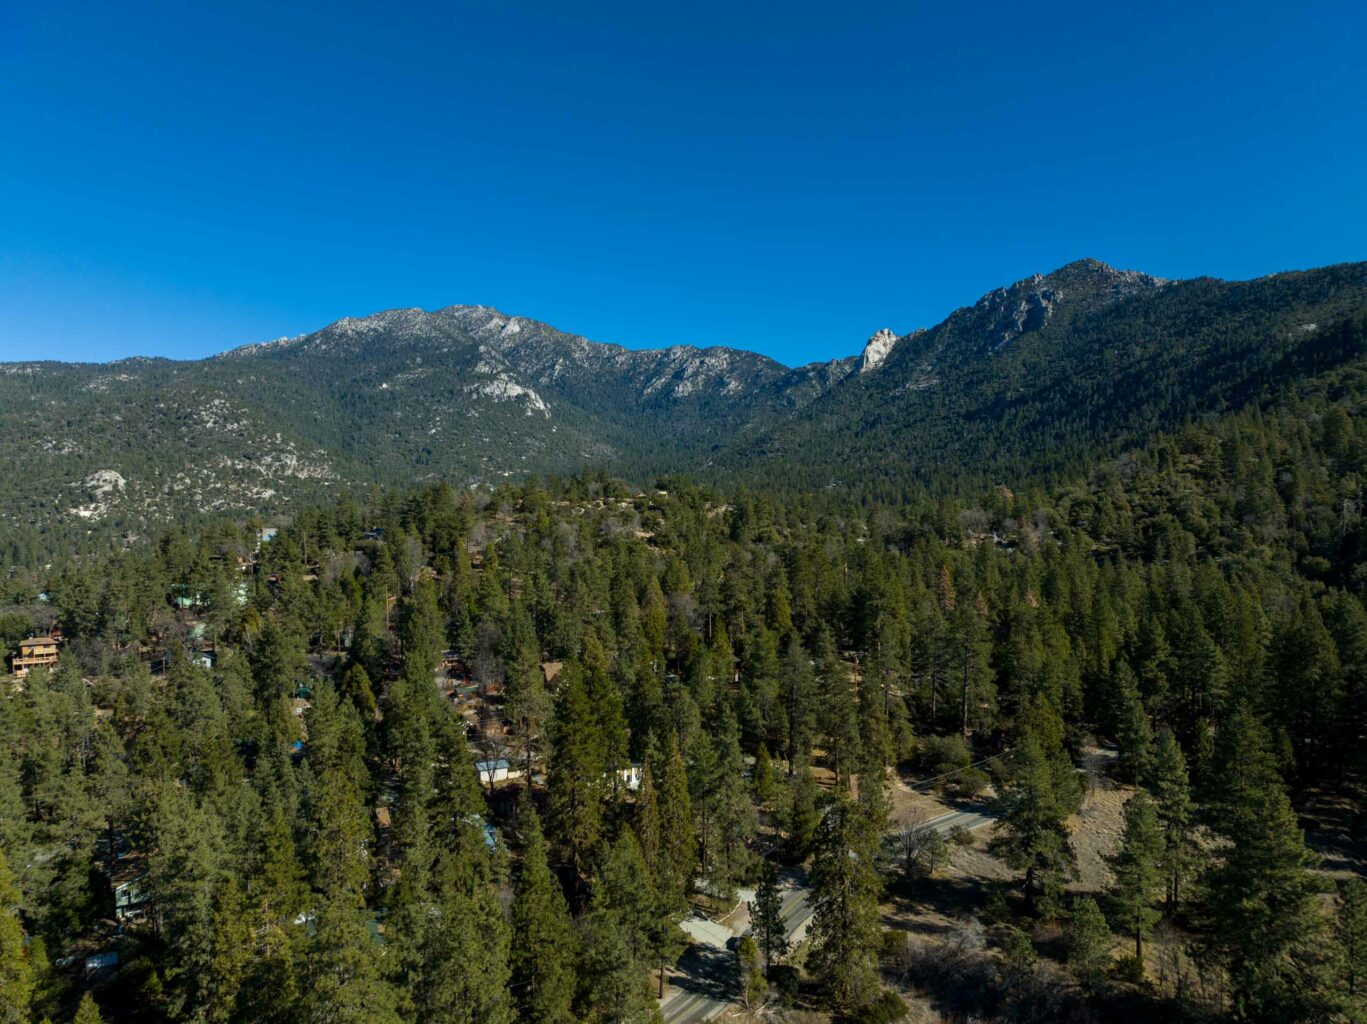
[3,358,1365,1022]
[718,259,1367,497]
[2,259,1364,566]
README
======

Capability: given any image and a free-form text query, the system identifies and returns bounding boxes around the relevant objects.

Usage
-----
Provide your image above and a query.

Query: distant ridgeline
[0,258,1363,570]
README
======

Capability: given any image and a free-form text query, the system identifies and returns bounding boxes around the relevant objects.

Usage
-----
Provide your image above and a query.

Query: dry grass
[1068,747,1129,893]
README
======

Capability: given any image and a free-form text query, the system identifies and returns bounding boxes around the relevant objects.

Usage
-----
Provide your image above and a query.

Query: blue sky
[1,1,1364,366]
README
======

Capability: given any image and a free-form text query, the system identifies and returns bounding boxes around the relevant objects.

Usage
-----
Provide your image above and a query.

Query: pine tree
[504,640,550,788]
[808,795,881,1010]
[634,757,663,883]
[300,901,403,1024]
[990,703,1081,919]
[545,662,606,880]
[1201,709,1331,1022]
[412,849,515,1024]
[815,628,860,790]
[752,863,790,972]
[736,934,768,1009]
[786,759,820,860]
[1115,681,1153,786]
[73,992,104,1024]
[1148,728,1195,914]
[203,878,252,1024]
[1108,790,1163,966]
[577,832,667,1023]
[144,782,224,1014]
[698,715,755,901]
[1065,895,1112,993]
[510,808,577,1024]
[0,847,33,1024]
[658,736,696,907]
[1338,878,1367,1015]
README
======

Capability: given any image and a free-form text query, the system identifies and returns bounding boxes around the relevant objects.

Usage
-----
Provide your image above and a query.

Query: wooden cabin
[10,637,58,678]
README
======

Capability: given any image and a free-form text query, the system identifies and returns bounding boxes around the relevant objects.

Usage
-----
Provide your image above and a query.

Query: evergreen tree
[510,808,577,1024]
[73,992,104,1024]
[1115,680,1153,786]
[412,848,516,1024]
[752,863,790,972]
[0,848,33,1024]
[786,759,821,860]
[1108,790,1163,965]
[658,736,696,907]
[577,832,668,1024]
[736,933,768,1010]
[990,702,1082,919]
[1148,728,1196,914]
[808,795,881,1011]
[545,662,606,880]
[1201,709,1331,1022]
[300,901,403,1024]
[504,640,550,787]
[1338,878,1367,1016]
[1065,895,1112,993]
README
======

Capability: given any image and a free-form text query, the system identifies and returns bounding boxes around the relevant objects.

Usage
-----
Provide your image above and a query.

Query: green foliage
[73,992,104,1024]
[1108,791,1163,966]
[1,318,1366,1024]
[509,808,576,1024]
[1199,706,1334,1022]
[0,847,33,1024]
[1339,879,1367,1016]
[990,702,1082,920]
[848,989,910,1024]
[752,864,790,971]
[1065,896,1113,993]
[809,796,882,1011]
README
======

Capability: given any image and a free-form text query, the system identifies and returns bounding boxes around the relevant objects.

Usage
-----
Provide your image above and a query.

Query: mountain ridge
[2,257,1364,565]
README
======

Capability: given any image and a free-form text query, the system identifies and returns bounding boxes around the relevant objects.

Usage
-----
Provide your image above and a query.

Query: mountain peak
[859,328,899,372]
[1041,257,1166,293]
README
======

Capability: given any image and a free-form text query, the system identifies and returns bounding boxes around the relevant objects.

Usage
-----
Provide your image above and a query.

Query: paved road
[660,802,997,1023]
[658,933,737,1024]
[918,803,997,835]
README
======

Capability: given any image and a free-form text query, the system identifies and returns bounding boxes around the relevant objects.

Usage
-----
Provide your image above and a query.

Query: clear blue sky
[2,1,1364,366]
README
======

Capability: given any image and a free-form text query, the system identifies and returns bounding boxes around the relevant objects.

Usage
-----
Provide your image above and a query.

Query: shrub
[947,766,990,799]
[849,989,910,1023]
[880,927,908,962]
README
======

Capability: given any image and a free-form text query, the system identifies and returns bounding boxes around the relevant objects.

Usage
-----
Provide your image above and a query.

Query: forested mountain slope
[721,259,1367,497]
[1,353,1364,1022]
[2,259,1364,567]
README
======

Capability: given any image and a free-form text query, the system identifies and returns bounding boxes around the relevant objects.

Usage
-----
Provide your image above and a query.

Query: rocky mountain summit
[859,328,900,372]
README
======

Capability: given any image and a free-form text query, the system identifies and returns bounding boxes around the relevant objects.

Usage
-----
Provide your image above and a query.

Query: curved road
[659,801,997,1023]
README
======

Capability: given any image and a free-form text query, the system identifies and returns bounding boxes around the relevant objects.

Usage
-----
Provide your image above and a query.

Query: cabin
[474,759,524,786]
[114,877,150,922]
[10,636,58,678]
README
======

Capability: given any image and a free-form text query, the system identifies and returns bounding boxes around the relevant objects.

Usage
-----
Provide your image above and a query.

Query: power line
[905,748,1011,790]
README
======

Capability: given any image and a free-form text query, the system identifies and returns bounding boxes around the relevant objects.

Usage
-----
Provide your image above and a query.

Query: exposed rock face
[859,328,899,372]
[84,469,126,497]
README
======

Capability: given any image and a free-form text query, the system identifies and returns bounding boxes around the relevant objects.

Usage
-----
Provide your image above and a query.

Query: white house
[475,759,524,786]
